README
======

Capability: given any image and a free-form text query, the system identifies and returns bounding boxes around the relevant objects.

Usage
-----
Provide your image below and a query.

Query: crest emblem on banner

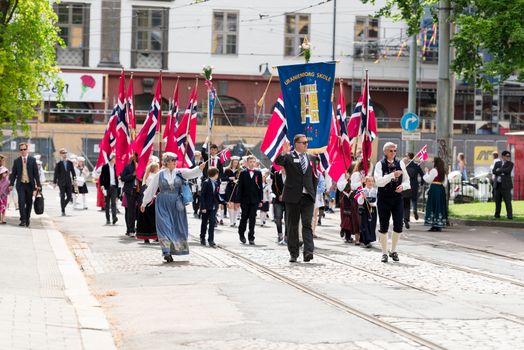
[300,82,319,124]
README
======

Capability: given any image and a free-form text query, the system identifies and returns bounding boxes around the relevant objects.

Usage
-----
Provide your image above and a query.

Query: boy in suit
[200,167,220,247]
[236,155,263,245]
[53,148,77,216]
[9,142,41,227]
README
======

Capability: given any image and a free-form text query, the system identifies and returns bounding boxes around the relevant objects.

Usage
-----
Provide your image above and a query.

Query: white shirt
[337,168,373,192]
[142,167,202,206]
[374,159,411,190]
[109,164,116,186]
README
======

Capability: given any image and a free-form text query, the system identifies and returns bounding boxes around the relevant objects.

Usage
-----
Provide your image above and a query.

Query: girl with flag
[356,176,378,248]
[423,157,448,232]
[136,161,160,244]
[140,152,205,262]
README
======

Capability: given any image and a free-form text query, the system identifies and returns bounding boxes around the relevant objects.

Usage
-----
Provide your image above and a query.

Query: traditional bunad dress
[423,169,447,230]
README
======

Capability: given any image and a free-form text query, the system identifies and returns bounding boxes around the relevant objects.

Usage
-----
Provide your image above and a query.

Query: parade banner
[277,62,336,153]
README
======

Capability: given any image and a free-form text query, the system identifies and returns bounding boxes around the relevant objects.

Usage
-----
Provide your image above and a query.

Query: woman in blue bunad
[423,157,448,232]
[140,152,205,262]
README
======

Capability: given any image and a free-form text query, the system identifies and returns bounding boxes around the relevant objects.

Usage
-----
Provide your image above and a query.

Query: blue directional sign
[401,112,419,132]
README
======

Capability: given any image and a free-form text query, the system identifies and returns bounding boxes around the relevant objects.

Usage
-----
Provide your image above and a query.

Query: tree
[361,0,524,88]
[0,0,63,135]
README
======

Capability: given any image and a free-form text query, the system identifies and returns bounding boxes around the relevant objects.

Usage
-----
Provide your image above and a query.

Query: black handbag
[34,189,44,215]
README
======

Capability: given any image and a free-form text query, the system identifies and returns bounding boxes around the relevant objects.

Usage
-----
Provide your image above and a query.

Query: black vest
[378,158,402,197]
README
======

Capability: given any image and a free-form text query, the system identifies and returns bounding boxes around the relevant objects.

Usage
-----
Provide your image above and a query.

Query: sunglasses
[296,141,308,144]
[388,149,397,153]
[19,148,27,151]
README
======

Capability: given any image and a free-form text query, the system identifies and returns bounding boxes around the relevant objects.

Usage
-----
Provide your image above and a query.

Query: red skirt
[96,180,105,208]
[339,192,360,234]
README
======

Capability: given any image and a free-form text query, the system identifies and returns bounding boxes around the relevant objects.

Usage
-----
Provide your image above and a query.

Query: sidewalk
[0,206,116,350]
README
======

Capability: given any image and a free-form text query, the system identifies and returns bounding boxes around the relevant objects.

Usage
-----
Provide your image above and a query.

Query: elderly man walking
[275,134,318,263]
[374,142,410,263]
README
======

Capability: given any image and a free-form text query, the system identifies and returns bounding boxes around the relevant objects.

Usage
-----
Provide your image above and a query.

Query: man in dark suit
[492,150,513,219]
[200,167,220,247]
[99,155,119,225]
[275,134,318,263]
[120,154,139,236]
[53,148,76,216]
[236,155,263,245]
[9,142,41,227]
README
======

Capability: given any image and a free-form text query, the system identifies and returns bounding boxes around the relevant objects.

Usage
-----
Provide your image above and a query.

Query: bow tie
[248,169,255,173]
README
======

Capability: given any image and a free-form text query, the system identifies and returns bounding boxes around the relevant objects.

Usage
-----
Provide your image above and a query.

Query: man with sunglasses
[9,143,41,227]
[374,142,410,263]
[53,148,76,217]
[275,134,318,263]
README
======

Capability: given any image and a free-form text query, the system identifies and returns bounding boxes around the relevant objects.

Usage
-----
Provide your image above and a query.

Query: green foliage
[361,0,524,89]
[0,0,63,135]
[449,201,524,222]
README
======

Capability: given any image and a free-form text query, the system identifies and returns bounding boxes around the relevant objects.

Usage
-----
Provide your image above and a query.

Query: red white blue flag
[114,70,129,176]
[133,77,161,179]
[94,116,117,172]
[260,93,288,163]
[415,144,428,161]
[219,149,231,164]
[176,85,198,167]
[126,74,136,131]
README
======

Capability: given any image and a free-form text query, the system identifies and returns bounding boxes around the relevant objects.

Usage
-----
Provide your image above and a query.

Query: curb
[42,215,117,350]
[449,217,524,229]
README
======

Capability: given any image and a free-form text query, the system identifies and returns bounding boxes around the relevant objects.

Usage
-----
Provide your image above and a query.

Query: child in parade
[200,167,221,247]
[260,171,272,226]
[357,176,377,248]
[0,166,11,224]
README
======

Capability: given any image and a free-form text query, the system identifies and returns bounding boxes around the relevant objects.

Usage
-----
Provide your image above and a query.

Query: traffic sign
[401,112,419,132]
[402,132,421,141]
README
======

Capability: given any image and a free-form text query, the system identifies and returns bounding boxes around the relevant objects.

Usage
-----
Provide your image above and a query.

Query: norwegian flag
[114,70,129,176]
[127,74,136,130]
[415,144,429,161]
[353,185,365,203]
[133,77,161,179]
[337,84,352,160]
[326,109,346,183]
[164,83,179,153]
[219,149,231,164]
[360,72,377,175]
[260,93,288,163]
[175,85,198,167]
[94,115,117,172]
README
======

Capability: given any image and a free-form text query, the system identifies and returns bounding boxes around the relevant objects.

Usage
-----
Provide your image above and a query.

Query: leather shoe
[105,220,111,225]
[208,242,217,248]
[25,220,30,227]
[289,256,298,263]
[19,222,26,227]
[389,251,399,262]
[200,240,206,246]
[303,253,314,262]
[248,240,255,245]
[113,217,118,225]
[404,221,410,229]
[381,254,388,263]
[239,236,246,244]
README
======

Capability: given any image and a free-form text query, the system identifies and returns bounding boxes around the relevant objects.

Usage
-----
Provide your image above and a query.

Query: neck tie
[23,157,26,164]
[300,154,307,174]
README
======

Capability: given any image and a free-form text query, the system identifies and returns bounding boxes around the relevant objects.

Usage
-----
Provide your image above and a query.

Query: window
[353,16,379,60]
[132,7,169,69]
[212,11,238,55]
[284,14,310,57]
[55,3,90,66]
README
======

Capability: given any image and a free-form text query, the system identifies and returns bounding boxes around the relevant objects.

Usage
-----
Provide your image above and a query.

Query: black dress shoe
[289,256,298,263]
[389,251,399,262]
[381,254,388,263]
[200,240,206,246]
[163,254,173,263]
[414,212,419,220]
[25,220,30,227]
[105,220,111,225]
[248,240,255,245]
[113,217,118,225]
[404,221,410,229]
[239,236,246,244]
[303,253,314,262]
[19,222,26,227]
[208,242,217,248]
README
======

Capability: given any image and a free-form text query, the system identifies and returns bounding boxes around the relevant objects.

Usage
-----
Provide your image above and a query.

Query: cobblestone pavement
[42,186,524,349]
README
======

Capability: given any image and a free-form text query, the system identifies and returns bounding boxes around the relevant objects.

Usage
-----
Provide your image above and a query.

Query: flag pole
[182,77,198,167]
[338,78,349,170]
[129,72,136,141]
[207,81,211,166]
[158,70,163,161]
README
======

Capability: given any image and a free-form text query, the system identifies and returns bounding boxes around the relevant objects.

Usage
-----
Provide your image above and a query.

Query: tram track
[216,244,445,350]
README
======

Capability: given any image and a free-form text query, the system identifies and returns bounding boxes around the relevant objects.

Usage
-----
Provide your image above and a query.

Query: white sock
[391,232,401,253]
[379,233,388,254]
[229,208,236,225]
[82,194,86,208]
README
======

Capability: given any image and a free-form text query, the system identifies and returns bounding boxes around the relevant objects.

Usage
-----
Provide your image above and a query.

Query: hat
[0,166,8,175]
[231,156,240,160]
[501,150,511,157]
